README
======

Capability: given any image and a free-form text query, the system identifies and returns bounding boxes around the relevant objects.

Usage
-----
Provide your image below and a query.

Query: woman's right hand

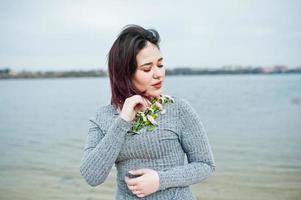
[119,95,152,122]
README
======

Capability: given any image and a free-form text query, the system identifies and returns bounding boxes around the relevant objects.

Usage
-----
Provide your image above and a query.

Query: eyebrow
[139,57,163,68]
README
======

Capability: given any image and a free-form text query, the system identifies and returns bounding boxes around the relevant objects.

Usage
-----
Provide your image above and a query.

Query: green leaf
[128,94,174,135]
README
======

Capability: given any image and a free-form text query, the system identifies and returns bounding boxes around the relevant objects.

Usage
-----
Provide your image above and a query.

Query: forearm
[158,97,217,190]
[157,161,215,190]
[80,116,132,186]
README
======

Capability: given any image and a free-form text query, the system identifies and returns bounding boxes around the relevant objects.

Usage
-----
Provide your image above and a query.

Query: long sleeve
[80,114,132,187]
[157,98,216,191]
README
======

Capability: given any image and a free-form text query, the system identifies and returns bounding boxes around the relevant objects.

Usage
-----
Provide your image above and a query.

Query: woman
[80,24,216,199]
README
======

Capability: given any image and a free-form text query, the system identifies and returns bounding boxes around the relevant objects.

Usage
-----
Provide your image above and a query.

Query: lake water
[0,74,300,200]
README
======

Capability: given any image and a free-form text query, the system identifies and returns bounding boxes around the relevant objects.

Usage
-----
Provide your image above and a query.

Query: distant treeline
[0,66,301,79]
[0,69,107,79]
[166,67,301,75]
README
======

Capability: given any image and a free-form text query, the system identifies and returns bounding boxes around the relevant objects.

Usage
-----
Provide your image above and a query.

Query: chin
[146,89,162,98]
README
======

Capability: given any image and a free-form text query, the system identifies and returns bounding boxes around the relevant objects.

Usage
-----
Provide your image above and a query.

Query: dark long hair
[107,24,161,110]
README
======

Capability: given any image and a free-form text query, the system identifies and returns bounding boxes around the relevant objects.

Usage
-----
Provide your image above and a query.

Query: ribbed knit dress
[80,96,216,200]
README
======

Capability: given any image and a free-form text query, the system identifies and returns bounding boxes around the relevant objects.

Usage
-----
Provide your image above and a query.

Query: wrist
[120,113,132,123]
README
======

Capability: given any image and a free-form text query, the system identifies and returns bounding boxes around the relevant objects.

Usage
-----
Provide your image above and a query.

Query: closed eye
[143,65,164,73]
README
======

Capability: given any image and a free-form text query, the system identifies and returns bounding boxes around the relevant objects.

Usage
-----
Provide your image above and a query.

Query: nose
[153,65,164,79]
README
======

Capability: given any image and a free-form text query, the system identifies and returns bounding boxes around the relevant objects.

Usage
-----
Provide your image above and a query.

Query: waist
[115,156,186,181]
[115,182,196,200]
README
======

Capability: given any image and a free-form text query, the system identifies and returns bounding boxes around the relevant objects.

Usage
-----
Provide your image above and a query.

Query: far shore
[0,65,300,79]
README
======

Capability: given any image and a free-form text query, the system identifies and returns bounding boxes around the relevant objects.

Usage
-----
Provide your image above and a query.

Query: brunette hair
[107,24,161,110]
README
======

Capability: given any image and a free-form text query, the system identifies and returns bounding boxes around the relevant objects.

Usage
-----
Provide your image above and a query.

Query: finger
[133,99,145,112]
[125,178,138,186]
[141,99,147,109]
[128,185,134,190]
[133,190,143,195]
[129,185,138,191]
[147,99,152,105]
[144,98,152,107]
[140,103,147,112]
[134,97,146,110]
[127,184,135,192]
[140,97,149,109]
[125,176,132,185]
[137,193,145,198]
[130,169,145,176]
[134,104,143,112]
[144,97,152,105]
[143,96,152,104]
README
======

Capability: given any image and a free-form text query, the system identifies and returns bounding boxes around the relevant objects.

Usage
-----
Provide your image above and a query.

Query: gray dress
[80,96,216,199]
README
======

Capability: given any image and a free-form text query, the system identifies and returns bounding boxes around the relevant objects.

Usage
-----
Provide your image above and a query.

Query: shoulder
[165,95,197,121]
[171,95,201,122]
[89,104,116,129]
[170,95,194,113]
[167,96,203,135]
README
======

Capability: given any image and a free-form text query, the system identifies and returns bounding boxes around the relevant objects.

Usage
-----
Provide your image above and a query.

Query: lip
[152,81,162,89]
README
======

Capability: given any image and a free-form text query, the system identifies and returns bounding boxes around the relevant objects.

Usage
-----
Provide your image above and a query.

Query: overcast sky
[0,0,300,71]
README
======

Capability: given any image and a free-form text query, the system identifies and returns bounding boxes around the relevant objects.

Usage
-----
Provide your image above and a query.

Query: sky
[0,0,300,71]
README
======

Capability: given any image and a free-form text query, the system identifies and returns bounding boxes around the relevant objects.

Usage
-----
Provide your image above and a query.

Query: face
[132,41,165,98]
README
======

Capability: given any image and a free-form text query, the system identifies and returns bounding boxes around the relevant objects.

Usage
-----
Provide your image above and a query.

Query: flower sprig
[127,94,175,135]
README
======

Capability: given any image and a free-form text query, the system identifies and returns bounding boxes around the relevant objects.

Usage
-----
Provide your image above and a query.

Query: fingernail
[129,170,133,174]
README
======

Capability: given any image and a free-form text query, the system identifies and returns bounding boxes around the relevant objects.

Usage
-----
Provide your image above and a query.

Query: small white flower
[155,101,163,110]
[129,94,175,134]
[141,113,147,122]
[147,115,157,125]
[164,95,174,102]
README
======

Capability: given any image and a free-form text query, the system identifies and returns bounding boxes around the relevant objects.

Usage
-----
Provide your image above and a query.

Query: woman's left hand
[125,168,160,198]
